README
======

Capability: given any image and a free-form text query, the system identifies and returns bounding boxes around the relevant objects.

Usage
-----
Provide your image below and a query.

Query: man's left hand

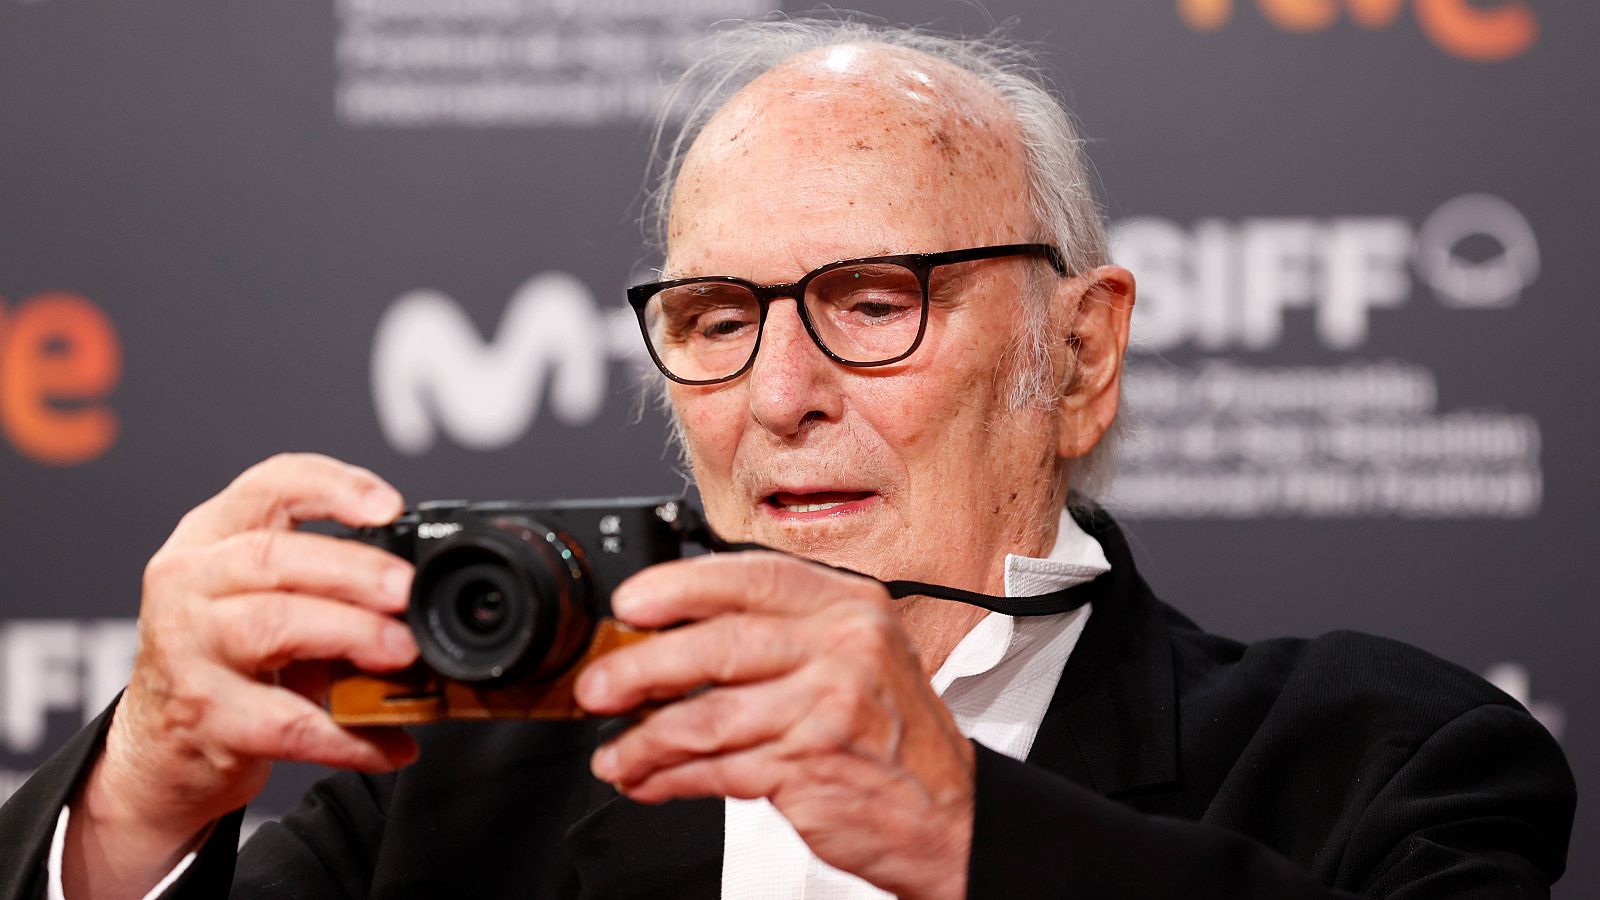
[575,552,974,900]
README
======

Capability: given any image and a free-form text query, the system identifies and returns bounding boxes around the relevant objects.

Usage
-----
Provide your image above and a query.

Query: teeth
[785,501,846,513]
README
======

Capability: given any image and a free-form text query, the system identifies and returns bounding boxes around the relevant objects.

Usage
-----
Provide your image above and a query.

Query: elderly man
[0,19,1573,900]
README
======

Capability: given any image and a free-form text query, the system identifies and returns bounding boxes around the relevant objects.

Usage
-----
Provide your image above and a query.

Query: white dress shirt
[720,508,1109,899]
[50,509,1109,900]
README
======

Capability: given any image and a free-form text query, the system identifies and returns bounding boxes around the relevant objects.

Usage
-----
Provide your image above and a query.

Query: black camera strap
[683,521,1105,618]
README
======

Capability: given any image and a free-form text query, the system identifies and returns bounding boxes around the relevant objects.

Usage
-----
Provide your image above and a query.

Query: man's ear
[1056,265,1135,461]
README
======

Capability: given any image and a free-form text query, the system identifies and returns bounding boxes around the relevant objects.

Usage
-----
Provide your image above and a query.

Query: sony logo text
[418,522,464,540]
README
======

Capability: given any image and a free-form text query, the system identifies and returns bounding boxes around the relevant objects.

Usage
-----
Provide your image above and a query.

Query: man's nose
[746,299,842,437]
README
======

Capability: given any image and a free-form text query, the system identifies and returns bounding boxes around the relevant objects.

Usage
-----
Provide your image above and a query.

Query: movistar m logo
[370,272,644,455]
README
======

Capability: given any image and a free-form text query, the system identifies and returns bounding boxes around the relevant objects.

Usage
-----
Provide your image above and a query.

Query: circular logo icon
[1414,194,1539,309]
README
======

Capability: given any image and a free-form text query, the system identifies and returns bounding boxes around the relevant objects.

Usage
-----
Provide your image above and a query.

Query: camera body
[328,497,688,725]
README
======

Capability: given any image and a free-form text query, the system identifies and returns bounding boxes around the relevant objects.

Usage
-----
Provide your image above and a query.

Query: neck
[899,499,1068,674]
[897,597,993,676]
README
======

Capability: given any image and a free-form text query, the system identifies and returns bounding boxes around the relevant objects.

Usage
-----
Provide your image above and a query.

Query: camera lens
[455,579,507,634]
[425,562,525,658]
[408,519,596,684]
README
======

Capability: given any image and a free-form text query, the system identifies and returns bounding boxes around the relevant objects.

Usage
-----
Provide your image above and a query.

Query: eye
[847,296,918,321]
[821,266,921,324]
[697,309,756,340]
[651,283,760,345]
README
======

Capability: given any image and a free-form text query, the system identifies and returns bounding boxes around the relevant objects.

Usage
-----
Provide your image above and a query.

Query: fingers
[95,453,416,843]
[169,453,402,548]
[593,655,905,788]
[612,552,887,628]
[211,676,418,772]
[576,613,809,714]
[182,530,412,614]
[614,746,786,805]
[206,593,418,674]
[592,677,814,786]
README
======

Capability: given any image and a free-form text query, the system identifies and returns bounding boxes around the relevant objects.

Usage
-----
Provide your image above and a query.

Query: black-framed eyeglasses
[627,243,1069,386]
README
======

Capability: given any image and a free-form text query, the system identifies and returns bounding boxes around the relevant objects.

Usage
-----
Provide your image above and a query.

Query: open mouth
[763,490,878,517]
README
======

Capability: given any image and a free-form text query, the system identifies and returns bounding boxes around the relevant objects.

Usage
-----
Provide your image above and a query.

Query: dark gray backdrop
[2,0,1593,893]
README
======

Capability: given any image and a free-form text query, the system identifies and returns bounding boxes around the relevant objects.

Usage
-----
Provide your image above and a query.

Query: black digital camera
[329,497,691,724]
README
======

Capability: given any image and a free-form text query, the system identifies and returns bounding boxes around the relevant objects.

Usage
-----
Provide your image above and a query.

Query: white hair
[641,16,1123,502]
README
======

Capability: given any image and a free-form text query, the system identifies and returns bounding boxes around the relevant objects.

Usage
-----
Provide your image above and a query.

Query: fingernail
[381,566,411,606]
[580,666,609,705]
[383,622,417,661]
[611,585,639,616]
[593,745,618,780]
[361,487,400,521]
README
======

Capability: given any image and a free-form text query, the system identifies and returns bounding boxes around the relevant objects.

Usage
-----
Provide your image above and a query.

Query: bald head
[667,43,1036,275]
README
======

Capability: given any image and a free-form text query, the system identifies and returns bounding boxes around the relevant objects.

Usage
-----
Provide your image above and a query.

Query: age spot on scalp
[928,128,963,163]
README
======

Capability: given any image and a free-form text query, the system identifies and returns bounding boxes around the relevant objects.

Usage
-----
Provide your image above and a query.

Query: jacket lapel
[1026,509,1180,798]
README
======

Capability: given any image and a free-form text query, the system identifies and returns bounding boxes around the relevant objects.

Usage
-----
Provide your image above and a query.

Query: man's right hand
[62,453,422,900]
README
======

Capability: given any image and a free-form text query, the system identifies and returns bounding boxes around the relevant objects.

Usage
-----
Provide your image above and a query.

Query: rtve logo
[1179,0,1538,62]
[0,293,121,466]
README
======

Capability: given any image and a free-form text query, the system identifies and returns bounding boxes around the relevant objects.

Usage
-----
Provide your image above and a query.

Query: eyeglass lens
[642,261,925,382]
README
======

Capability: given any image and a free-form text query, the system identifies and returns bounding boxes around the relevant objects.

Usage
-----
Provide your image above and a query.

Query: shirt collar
[1004,506,1112,596]
[931,507,1111,692]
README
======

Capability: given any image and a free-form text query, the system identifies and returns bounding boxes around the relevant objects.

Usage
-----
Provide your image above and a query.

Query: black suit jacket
[0,512,1575,898]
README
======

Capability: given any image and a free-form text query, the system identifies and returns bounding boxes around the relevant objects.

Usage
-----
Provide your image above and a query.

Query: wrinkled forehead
[665,43,1034,275]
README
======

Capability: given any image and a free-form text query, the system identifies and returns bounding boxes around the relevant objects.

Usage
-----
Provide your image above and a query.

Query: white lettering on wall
[1111,194,1538,352]
[0,619,137,754]
[335,0,774,127]
[370,272,644,455]
[1107,194,1545,520]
